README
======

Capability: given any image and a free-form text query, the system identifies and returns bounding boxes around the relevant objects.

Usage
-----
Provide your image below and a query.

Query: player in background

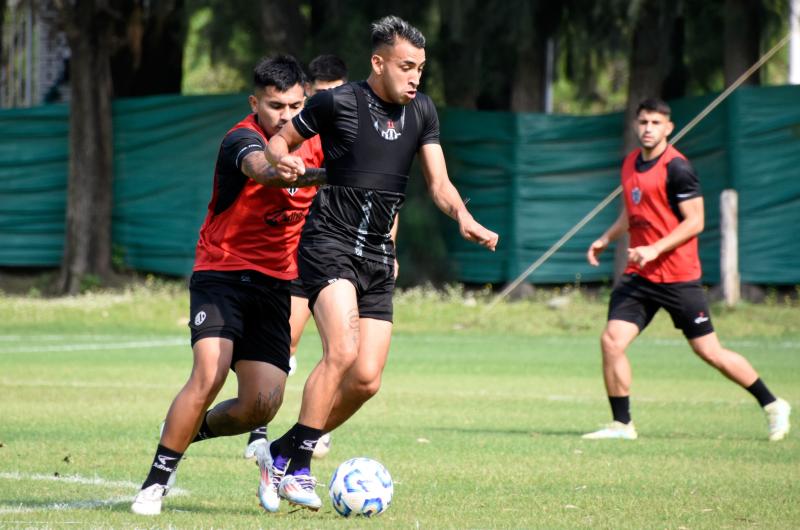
[583,97,791,442]
[131,55,325,516]
[265,15,498,511]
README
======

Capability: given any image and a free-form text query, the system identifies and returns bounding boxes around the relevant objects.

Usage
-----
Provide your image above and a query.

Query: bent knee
[323,345,359,372]
[692,345,723,366]
[187,372,227,400]
[350,376,382,401]
[601,331,627,357]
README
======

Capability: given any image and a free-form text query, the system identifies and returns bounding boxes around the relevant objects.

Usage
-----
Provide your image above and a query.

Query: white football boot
[255,441,280,512]
[278,474,322,511]
[131,483,166,515]
[764,398,791,441]
[312,432,331,459]
[582,421,638,440]
[244,434,267,460]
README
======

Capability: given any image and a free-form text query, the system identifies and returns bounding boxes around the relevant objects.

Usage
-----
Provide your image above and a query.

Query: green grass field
[1,282,798,529]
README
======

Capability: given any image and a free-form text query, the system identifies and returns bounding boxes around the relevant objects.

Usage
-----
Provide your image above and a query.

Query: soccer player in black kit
[264,16,499,510]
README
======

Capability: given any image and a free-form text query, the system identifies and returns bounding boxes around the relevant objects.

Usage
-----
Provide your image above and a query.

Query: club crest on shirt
[632,187,642,205]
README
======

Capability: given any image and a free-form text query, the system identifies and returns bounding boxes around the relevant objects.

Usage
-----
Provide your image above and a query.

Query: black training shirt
[292,82,440,263]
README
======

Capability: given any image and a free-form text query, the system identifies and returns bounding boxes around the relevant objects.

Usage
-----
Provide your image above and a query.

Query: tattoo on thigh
[347,307,360,347]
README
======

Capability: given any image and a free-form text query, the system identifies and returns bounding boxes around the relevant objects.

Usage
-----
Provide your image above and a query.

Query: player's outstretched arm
[419,144,498,251]
[241,151,327,188]
[264,121,307,182]
[587,207,629,266]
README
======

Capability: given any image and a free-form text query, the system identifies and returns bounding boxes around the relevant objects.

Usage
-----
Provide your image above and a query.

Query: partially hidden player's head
[369,15,426,105]
[307,54,348,96]
[635,98,675,154]
[249,55,307,137]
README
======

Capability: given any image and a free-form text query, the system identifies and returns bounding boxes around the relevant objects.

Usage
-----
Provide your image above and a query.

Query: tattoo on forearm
[241,152,327,188]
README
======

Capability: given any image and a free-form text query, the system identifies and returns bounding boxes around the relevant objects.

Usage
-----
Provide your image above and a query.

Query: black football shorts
[188,270,291,372]
[608,273,714,339]
[297,242,395,322]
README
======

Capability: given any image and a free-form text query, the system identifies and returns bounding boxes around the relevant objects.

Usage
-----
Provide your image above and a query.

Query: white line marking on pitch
[0,471,187,495]
[0,472,189,514]
[0,338,185,354]
[0,334,183,341]
[0,379,174,389]
[0,472,140,489]
[0,496,132,514]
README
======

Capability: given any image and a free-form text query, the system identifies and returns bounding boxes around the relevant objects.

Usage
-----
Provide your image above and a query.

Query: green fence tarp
[112,93,247,275]
[0,94,248,274]
[1,86,798,284]
[441,85,800,285]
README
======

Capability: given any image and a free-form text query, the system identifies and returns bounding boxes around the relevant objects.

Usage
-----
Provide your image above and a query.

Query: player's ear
[371,53,384,75]
[666,119,675,136]
[248,94,258,113]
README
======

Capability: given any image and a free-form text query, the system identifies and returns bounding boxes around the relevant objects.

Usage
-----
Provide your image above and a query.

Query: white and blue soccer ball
[328,457,393,517]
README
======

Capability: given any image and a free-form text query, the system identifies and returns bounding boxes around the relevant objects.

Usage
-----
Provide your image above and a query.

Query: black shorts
[608,274,714,339]
[298,242,395,322]
[188,270,291,373]
[290,277,308,299]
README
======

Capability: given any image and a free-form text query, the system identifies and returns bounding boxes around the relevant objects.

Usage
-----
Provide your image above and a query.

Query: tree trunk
[438,0,482,108]
[723,0,762,87]
[616,0,676,280]
[111,0,186,97]
[510,1,560,112]
[57,0,114,294]
[259,0,306,59]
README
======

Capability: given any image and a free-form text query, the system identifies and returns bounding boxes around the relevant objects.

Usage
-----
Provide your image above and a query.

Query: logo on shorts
[194,311,207,326]
[693,312,709,324]
[632,187,642,205]
[327,278,339,285]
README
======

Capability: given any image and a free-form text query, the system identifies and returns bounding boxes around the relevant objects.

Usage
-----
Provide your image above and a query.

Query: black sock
[142,444,183,489]
[247,426,267,445]
[609,395,631,424]
[192,411,217,443]
[284,423,322,476]
[270,429,293,460]
[745,378,777,407]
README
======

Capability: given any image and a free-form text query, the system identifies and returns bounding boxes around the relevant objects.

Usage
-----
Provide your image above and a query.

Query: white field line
[0,338,185,354]
[0,472,188,514]
[0,378,174,389]
[0,496,132,514]
[0,334,183,341]
[0,472,140,489]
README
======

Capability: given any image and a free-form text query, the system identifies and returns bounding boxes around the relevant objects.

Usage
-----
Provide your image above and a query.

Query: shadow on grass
[426,426,587,437]
[425,425,765,442]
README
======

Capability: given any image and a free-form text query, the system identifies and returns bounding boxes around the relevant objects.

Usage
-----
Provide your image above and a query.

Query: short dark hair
[636,97,671,117]
[253,54,307,91]
[370,15,426,51]
[308,54,348,83]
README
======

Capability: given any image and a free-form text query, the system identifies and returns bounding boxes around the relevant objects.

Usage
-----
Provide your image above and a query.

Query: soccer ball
[312,432,332,459]
[328,457,393,517]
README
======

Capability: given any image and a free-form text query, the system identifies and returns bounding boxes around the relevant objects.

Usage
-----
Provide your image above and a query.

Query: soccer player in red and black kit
[583,98,791,442]
[131,55,325,516]
[264,16,499,510]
